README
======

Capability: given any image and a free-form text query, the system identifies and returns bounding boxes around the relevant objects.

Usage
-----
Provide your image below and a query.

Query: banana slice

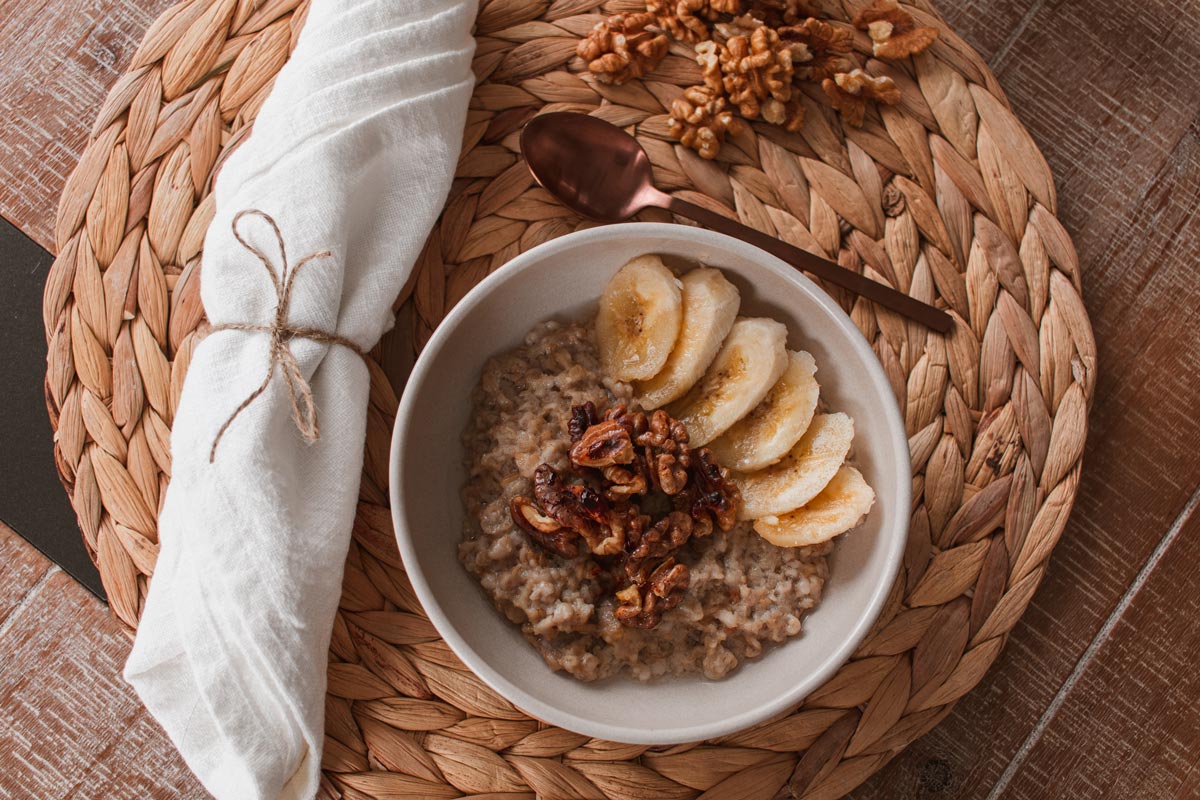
[668,317,789,446]
[707,350,819,472]
[636,268,740,409]
[753,466,875,547]
[596,255,683,381]
[735,412,855,519]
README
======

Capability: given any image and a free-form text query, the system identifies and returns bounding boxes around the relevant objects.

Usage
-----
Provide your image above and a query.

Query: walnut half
[668,85,743,160]
[853,0,938,60]
[577,13,670,86]
[779,17,855,81]
[614,558,690,629]
[569,419,636,467]
[821,68,901,127]
[509,497,579,558]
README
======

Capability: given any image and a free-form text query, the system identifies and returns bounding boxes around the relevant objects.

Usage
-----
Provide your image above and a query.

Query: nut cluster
[577,12,669,85]
[509,403,741,629]
[669,85,741,160]
[576,0,938,158]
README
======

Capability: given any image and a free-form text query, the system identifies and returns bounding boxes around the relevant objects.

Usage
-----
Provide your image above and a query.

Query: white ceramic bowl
[390,223,908,744]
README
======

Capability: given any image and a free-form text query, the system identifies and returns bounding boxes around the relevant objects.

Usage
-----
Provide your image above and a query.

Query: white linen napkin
[123,1,477,797]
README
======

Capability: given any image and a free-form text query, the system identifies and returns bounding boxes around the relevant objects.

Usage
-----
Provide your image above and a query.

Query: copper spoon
[520,112,952,334]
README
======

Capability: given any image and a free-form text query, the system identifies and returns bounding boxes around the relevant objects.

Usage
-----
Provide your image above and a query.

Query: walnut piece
[668,84,742,159]
[853,0,938,60]
[711,12,763,44]
[568,401,598,443]
[695,40,724,94]
[718,24,795,120]
[649,0,744,43]
[821,68,900,127]
[600,462,650,501]
[686,447,742,531]
[577,12,670,85]
[624,510,695,584]
[569,419,636,467]
[509,497,579,558]
[614,558,690,628]
[747,0,822,27]
[532,464,626,555]
[636,410,692,494]
[604,403,651,440]
[779,17,854,81]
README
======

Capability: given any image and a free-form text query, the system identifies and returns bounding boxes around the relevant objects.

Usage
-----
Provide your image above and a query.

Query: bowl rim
[389,221,909,743]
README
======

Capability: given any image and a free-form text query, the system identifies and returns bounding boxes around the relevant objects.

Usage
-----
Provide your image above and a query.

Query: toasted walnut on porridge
[510,403,740,630]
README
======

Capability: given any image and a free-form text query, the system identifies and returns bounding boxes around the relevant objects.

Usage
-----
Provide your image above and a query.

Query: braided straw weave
[42,0,1096,796]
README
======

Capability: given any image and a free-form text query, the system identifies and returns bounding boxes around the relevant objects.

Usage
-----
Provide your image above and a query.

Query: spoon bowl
[520,112,662,222]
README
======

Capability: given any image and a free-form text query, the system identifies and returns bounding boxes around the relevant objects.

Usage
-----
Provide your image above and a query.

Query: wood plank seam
[987,1,1048,72]
[985,482,1200,799]
[0,564,61,641]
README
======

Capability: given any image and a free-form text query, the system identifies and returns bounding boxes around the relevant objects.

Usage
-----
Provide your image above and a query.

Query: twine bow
[207,209,366,463]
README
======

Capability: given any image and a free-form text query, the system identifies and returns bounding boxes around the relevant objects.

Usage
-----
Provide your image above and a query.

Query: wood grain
[0,522,52,625]
[852,0,1200,796]
[1,0,1198,798]
[0,0,175,249]
[1001,504,1200,799]
[0,566,202,799]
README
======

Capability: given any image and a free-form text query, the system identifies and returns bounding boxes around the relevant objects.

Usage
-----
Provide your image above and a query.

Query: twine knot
[208,209,366,463]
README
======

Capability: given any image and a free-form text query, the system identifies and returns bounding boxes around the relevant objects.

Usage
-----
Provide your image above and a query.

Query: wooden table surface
[2,1,1198,798]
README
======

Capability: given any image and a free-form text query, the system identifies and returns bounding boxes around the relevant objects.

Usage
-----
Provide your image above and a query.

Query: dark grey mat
[0,216,104,598]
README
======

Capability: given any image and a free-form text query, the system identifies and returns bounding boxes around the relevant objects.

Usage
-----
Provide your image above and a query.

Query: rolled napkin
[123,1,477,798]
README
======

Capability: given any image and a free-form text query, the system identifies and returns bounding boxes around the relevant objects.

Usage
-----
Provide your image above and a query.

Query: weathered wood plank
[0,521,52,625]
[0,568,203,799]
[852,0,1200,796]
[931,0,1038,67]
[0,0,176,251]
[1000,501,1200,799]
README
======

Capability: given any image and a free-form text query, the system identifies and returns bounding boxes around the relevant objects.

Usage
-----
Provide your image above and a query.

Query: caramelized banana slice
[596,255,683,381]
[753,466,875,547]
[708,350,819,472]
[636,268,740,409]
[734,412,854,519]
[668,317,789,446]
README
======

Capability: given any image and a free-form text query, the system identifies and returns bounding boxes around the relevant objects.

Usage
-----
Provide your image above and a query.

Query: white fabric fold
[124,2,477,797]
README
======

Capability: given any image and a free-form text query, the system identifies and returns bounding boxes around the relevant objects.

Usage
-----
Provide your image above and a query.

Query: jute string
[208,209,366,462]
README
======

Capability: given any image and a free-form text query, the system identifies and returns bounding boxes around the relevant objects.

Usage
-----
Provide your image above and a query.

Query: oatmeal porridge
[459,319,832,681]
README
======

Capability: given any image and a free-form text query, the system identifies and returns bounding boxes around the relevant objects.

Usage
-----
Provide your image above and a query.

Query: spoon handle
[662,196,953,333]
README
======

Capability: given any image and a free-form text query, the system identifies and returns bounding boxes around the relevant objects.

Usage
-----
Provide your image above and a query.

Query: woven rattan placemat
[42,0,1096,797]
